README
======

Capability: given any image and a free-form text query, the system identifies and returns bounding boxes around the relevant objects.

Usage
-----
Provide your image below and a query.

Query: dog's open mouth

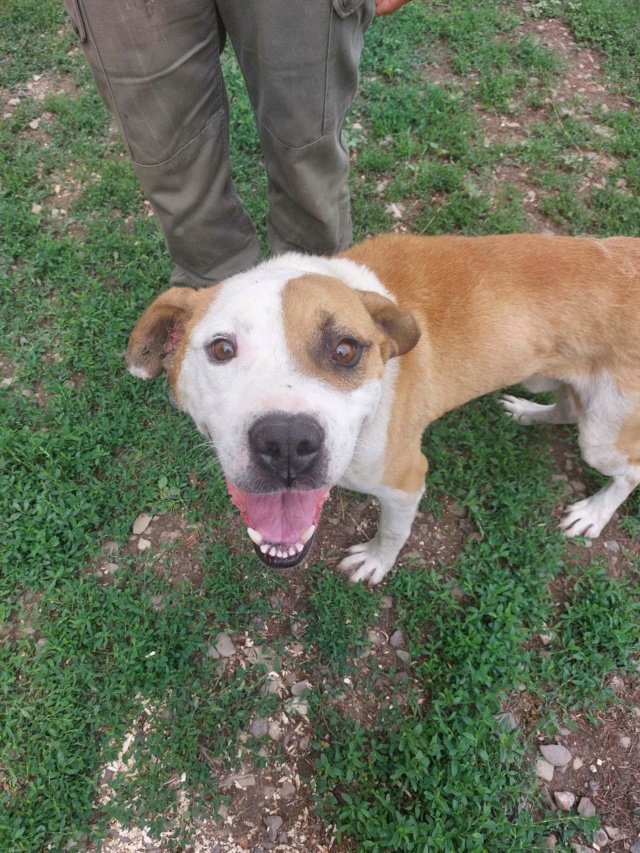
[226,482,331,568]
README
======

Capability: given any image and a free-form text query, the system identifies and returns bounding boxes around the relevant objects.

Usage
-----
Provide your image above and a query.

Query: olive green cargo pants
[64,0,375,285]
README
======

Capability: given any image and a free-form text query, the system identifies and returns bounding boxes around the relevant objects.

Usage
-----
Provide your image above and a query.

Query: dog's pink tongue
[227,482,330,543]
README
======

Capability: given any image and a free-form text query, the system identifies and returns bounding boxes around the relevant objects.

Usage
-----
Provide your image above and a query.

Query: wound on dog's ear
[359,290,421,359]
[126,287,198,379]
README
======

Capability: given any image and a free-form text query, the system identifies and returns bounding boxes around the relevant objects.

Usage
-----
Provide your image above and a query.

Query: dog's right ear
[126,287,199,379]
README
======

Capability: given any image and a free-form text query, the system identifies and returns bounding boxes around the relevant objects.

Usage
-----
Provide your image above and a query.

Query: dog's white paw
[499,394,551,425]
[338,539,394,587]
[560,495,610,538]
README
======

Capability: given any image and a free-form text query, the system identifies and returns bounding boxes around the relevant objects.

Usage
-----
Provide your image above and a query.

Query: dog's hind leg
[500,381,579,426]
[561,395,640,538]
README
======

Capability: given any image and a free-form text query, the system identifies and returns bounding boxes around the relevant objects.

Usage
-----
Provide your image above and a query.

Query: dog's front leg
[339,483,425,586]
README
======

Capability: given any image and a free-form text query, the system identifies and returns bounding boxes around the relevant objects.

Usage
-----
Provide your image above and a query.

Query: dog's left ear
[126,287,199,379]
[358,290,421,359]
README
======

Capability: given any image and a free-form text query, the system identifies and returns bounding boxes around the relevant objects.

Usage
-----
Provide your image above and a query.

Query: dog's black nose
[248,413,325,487]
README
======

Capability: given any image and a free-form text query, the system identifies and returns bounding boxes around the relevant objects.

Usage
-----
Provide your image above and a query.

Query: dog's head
[126,255,420,568]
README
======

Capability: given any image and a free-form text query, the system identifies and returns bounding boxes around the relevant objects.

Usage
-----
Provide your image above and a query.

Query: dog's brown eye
[207,337,236,362]
[331,339,361,367]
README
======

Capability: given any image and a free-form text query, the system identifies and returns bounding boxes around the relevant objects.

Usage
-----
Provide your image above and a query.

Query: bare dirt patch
[508,679,640,852]
[422,6,636,235]
[108,511,204,589]
[517,17,631,113]
[0,589,42,645]
[542,683,640,850]
[10,71,80,104]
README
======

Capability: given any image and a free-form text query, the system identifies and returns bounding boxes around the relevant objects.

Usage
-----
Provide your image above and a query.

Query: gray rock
[291,680,311,697]
[298,735,310,752]
[535,759,554,782]
[540,743,572,767]
[280,781,296,800]
[619,736,631,749]
[631,841,640,853]
[395,649,411,663]
[553,791,575,811]
[206,645,221,659]
[132,513,152,535]
[367,629,384,646]
[380,596,394,609]
[249,718,269,738]
[593,829,608,848]
[570,845,594,853]
[268,721,283,741]
[137,537,151,552]
[215,633,236,658]
[543,835,557,849]
[389,630,404,648]
[604,827,623,841]
[577,797,596,818]
[265,815,283,842]
[573,757,584,770]
[604,540,620,552]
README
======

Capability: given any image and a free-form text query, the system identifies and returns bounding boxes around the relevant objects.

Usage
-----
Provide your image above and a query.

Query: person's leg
[64,0,261,285]
[218,0,375,256]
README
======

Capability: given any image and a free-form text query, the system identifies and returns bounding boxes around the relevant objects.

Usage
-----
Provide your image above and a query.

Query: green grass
[1,0,640,850]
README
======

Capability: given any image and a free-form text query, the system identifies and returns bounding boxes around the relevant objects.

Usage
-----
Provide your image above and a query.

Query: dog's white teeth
[247,527,263,546]
[300,524,315,544]
[269,546,278,557]
[295,542,304,554]
[260,543,270,554]
[288,546,297,557]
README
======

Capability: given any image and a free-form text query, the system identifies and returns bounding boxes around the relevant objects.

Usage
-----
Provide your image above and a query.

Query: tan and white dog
[126,233,640,585]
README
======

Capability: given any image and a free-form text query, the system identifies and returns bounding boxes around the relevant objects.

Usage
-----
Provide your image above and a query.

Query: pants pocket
[332,0,367,18]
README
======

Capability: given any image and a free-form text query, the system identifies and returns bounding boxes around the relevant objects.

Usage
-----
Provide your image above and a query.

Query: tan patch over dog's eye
[331,339,362,367]
[206,337,237,363]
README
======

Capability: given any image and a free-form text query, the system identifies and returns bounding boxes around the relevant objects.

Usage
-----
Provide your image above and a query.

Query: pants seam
[322,7,334,136]
[76,0,136,162]
[258,120,337,153]
[133,110,225,169]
